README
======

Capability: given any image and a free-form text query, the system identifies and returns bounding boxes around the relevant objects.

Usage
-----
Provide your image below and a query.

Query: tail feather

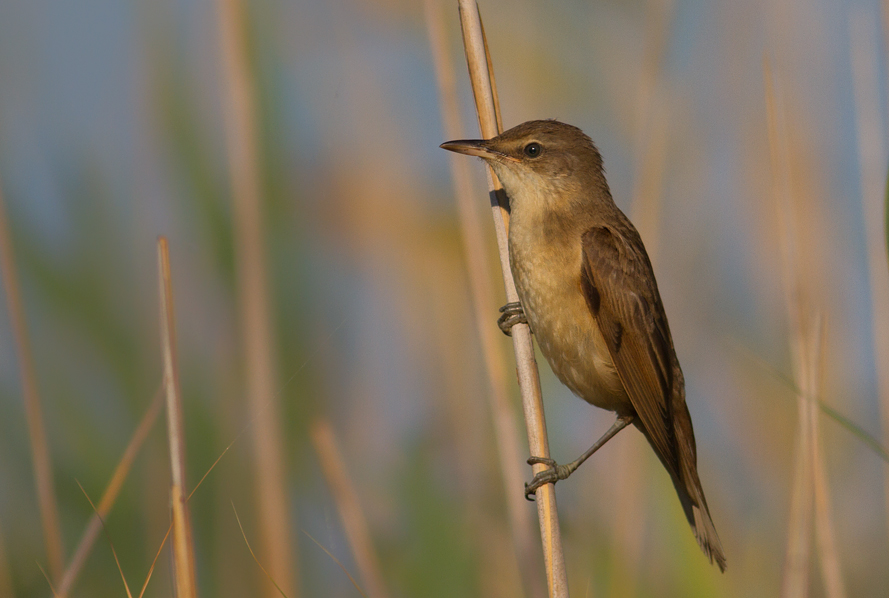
[685,484,727,572]
[640,407,727,572]
[674,406,727,572]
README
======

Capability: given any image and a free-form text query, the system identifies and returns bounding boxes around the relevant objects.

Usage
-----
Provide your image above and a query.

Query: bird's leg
[524,414,635,500]
[498,302,528,336]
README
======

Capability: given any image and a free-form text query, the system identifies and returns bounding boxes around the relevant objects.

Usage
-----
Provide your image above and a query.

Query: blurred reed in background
[0,0,887,596]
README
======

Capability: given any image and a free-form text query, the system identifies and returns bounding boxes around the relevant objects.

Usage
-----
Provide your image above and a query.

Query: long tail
[642,406,727,572]
[675,466,727,572]
[674,403,727,572]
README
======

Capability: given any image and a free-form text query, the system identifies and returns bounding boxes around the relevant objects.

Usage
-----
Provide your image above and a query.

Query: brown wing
[580,224,678,469]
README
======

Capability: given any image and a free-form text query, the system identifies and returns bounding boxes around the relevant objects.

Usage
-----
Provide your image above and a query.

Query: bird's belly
[514,258,628,413]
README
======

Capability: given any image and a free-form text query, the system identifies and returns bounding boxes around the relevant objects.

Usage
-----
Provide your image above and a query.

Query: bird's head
[440,119,610,212]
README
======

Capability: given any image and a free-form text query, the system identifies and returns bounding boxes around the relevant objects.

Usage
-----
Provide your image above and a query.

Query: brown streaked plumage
[441,120,726,571]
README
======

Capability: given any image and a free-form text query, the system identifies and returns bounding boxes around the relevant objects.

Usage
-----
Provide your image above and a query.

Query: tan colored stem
[0,176,65,583]
[58,385,165,597]
[158,237,198,598]
[424,2,543,596]
[765,60,846,598]
[215,0,298,595]
[456,2,568,596]
[311,420,389,598]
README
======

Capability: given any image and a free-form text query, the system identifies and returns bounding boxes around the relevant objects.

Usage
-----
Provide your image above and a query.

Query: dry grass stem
[138,518,173,598]
[301,530,367,598]
[57,384,164,598]
[216,0,297,594]
[310,419,389,598]
[75,481,135,598]
[478,15,502,135]
[0,177,65,581]
[232,504,290,598]
[456,2,568,595]
[781,359,814,598]
[849,7,889,546]
[157,237,199,598]
[808,322,846,598]
[424,2,543,596]
[133,414,248,597]
[765,58,811,598]
[765,60,846,598]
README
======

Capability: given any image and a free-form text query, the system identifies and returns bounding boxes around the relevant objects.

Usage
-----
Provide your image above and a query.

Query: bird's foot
[524,456,574,501]
[498,302,528,336]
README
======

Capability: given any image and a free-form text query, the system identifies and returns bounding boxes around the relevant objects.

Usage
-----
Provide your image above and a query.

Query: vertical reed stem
[424,2,544,596]
[455,2,569,596]
[311,419,389,598]
[215,0,298,594]
[158,237,198,598]
[0,180,65,582]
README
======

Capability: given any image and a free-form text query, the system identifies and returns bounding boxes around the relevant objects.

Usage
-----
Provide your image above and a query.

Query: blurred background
[1,0,888,596]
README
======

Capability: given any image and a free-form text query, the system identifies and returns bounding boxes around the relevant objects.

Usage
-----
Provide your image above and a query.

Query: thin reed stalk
[311,419,389,598]
[764,60,813,598]
[215,0,297,595]
[808,322,845,598]
[850,6,889,548]
[455,2,568,596]
[158,237,198,598]
[0,177,65,582]
[424,2,544,597]
[57,384,164,598]
[764,61,846,598]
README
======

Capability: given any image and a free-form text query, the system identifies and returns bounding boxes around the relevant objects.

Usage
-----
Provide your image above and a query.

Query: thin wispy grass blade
[232,504,290,598]
[75,481,134,598]
[57,384,164,598]
[0,175,65,582]
[731,339,889,463]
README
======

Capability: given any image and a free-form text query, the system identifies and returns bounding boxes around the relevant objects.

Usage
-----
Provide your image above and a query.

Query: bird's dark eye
[523,142,542,158]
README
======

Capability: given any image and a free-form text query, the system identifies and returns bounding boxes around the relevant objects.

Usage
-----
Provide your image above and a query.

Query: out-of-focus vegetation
[0,0,887,596]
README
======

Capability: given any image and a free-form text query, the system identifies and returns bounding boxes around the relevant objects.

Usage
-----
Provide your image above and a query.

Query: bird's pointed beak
[440,139,517,162]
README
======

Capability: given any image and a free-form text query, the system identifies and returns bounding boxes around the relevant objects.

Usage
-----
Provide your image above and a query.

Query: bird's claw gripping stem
[524,456,573,501]
[498,302,528,336]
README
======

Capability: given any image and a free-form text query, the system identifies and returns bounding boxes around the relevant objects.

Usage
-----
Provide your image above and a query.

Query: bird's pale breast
[508,220,629,413]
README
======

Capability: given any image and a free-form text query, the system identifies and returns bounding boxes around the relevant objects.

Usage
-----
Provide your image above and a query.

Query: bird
[440,119,726,571]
